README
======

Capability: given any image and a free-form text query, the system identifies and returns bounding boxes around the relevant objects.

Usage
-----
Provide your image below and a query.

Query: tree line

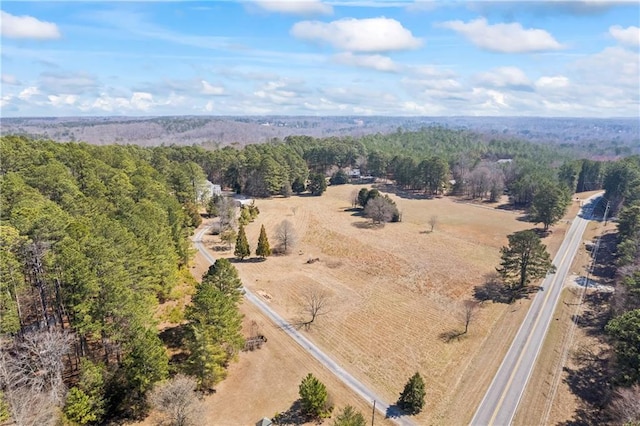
[602,156,640,423]
[0,136,233,424]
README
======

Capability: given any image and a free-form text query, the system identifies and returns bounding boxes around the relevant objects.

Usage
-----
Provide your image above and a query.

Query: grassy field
[146,184,591,425]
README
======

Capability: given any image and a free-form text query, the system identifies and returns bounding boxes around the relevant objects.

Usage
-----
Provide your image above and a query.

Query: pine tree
[202,258,244,302]
[256,224,271,258]
[234,224,250,260]
[497,230,555,296]
[186,324,228,391]
[397,372,426,415]
[299,373,330,418]
[333,405,366,426]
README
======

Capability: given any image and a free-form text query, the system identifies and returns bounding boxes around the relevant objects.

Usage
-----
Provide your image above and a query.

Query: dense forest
[602,156,640,423]
[0,129,637,424]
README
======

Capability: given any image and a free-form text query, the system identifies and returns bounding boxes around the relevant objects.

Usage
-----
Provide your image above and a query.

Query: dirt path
[193,225,413,425]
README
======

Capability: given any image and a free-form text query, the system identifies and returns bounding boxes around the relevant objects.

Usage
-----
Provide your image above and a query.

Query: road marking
[485,212,588,425]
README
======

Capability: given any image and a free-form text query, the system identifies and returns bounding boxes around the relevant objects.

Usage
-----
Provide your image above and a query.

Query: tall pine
[256,224,271,258]
[397,372,426,415]
[234,224,250,260]
[202,258,244,302]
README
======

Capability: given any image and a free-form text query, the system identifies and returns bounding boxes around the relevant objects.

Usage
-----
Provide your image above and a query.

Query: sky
[1,1,639,117]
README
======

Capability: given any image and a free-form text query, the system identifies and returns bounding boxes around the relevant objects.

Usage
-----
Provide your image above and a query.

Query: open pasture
[204,184,542,423]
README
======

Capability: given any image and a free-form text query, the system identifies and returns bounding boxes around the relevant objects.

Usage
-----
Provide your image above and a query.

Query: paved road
[471,194,602,426]
[194,227,414,426]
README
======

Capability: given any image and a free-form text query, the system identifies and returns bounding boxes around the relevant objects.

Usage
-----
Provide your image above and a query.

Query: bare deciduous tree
[460,300,479,335]
[439,299,480,342]
[149,374,204,426]
[364,197,394,224]
[0,330,72,425]
[609,384,640,424]
[217,196,237,235]
[275,220,298,254]
[429,215,438,232]
[298,288,331,330]
[350,189,359,208]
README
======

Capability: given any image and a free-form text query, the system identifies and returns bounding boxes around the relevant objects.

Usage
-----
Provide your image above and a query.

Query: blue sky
[1,1,638,117]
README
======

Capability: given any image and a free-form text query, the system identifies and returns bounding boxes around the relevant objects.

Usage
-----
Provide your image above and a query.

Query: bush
[330,170,349,185]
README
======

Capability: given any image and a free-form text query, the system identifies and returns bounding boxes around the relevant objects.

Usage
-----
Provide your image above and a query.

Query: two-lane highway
[471,195,601,425]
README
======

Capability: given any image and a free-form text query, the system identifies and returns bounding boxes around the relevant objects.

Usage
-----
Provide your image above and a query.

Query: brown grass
[141,186,595,425]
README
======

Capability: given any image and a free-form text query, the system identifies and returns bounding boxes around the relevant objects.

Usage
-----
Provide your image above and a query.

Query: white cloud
[48,94,78,107]
[18,86,40,100]
[333,52,398,72]
[253,0,333,15]
[253,80,302,105]
[0,11,61,40]
[201,80,225,95]
[475,66,531,89]
[0,95,13,108]
[535,75,570,90]
[1,74,20,85]
[89,92,155,112]
[291,17,422,52]
[609,25,640,46]
[574,46,639,88]
[439,17,564,53]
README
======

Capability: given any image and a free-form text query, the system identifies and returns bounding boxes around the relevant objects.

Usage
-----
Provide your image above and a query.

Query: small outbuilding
[256,418,273,426]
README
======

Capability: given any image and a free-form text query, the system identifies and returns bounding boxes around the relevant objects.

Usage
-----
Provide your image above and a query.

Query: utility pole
[371,400,376,426]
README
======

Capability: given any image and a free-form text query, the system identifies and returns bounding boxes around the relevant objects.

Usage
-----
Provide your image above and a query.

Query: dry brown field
[143,185,594,425]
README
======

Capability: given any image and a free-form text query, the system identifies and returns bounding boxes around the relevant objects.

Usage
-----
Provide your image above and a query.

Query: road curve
[193,226,415,426]
[470,194,602,425]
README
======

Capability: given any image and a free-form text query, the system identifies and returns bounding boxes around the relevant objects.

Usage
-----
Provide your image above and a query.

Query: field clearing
[215,184,543,424]
[149,185,593,425]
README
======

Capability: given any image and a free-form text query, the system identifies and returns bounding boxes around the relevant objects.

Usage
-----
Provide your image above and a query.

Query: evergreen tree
[122,327,169,397]
[292,176,306,194]
[186,280,244,355]
[606,309,640,385]
[299,373,330,418]
[497,230,555,299]
[308,173,327,196]
[333,405,366,426]
[397,372,426,415]
[202,258,244,302]
[234,224,251,260]
[186,323,228,391]
[63,359,106,425]
[529,182,571,231]
[256,224,271,258]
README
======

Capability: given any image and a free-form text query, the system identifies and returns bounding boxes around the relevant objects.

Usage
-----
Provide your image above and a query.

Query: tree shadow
[159,324,191,366]
[272,400,320,425]
[439,329,466,343]
[571,291,612,337]
[473,282,541,304]
[228,257,266,263]
[385,403,407,418]
[159,323,190,350]
[559,347,612,426]
[351,221,383,229]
